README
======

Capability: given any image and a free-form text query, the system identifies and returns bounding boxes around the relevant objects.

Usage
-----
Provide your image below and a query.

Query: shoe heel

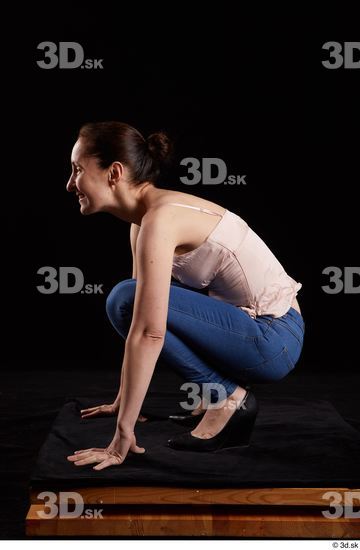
[216,412,258,451]
[167,390,259,453]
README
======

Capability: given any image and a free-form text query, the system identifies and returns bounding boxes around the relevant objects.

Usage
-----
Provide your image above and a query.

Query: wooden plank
[26,504,360,537]
[30,485,360,507]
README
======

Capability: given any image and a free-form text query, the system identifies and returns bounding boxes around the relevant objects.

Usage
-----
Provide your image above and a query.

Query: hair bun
[147,131,173,164]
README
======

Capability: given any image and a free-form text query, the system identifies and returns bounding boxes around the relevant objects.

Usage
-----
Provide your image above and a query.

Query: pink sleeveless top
[168,202,302,319]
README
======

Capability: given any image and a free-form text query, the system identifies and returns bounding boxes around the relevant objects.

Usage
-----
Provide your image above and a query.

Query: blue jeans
[106,278,305,400]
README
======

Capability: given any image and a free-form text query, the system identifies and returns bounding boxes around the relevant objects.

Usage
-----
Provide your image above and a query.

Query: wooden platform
[26,486,360,537]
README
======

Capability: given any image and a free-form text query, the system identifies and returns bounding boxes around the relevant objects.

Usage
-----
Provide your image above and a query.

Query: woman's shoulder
[151,190,226,217]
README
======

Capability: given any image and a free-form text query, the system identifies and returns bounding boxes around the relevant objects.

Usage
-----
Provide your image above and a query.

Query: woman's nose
[66,176,75,192]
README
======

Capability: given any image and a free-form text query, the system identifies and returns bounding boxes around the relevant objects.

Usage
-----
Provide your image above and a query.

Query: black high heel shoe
[167,389,258,452]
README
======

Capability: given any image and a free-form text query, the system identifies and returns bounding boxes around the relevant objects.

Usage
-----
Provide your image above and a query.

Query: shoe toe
[167,433,189,449]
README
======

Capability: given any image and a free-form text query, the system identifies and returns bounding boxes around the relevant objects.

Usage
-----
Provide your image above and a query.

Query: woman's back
[131,188,302,317]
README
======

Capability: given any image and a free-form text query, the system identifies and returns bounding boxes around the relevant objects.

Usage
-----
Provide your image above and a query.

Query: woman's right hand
[80,403,119,419]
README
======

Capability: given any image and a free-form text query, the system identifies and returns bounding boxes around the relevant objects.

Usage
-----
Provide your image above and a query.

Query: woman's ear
[108,162,123,184]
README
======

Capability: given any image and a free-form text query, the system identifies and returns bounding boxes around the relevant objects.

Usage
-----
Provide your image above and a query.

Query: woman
[66,121,304,470]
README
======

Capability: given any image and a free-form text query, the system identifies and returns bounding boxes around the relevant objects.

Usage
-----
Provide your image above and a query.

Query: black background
[4,8,359,372]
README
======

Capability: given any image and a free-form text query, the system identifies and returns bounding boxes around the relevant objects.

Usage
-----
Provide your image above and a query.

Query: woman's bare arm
[113,368,124,406]
[130,222,140,278]
[116,208,178,433]
[80,223,142,420]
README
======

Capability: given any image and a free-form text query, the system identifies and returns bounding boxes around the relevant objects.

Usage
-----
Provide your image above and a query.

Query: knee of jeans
[106,278,136,323]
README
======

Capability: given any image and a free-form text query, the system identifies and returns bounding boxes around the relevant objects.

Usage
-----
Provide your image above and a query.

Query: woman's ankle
[190,397,207,415]
[227,386,247,410]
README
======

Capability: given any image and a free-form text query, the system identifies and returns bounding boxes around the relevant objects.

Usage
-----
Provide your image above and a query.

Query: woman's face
[66,139,110,215]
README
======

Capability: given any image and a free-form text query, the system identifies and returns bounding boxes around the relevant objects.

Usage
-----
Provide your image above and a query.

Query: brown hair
[78,121,173,184]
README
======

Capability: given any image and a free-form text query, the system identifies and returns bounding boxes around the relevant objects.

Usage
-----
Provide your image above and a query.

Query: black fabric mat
[30,395,360,489]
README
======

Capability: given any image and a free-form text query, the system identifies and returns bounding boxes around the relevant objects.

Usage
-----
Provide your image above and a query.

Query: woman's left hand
[67,429,145,471]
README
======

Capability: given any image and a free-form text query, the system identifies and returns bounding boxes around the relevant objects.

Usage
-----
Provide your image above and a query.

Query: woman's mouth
[78,193,86,201]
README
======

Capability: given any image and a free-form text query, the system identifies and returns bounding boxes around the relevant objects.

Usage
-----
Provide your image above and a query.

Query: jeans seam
[283,346,295,371]
[241,345,288,372]
[287,310,305,333]
[272,321,304,346]
[167,305,259,341]
[258,319,273,338]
